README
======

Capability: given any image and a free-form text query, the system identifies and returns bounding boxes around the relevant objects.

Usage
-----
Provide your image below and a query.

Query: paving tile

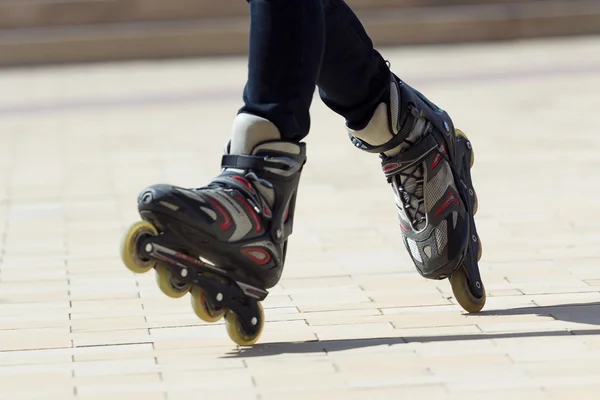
[72,344,155,362]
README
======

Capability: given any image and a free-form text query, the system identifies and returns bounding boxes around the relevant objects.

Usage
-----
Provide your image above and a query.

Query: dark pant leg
[239,0,325,142]
[317,0,391,127]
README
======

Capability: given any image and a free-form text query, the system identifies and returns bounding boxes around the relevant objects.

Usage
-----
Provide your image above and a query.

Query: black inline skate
[347,74,485,312]
[120,114,306,345]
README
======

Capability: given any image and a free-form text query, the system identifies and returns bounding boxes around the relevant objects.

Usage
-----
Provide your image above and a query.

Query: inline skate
[120,114,307,345]
[347,74,485,312]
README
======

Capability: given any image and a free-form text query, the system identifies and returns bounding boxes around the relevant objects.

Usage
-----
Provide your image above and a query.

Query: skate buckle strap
[381,135,438,177]
[221,154,301,176]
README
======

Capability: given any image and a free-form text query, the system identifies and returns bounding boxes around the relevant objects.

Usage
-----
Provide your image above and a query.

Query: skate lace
[394,164,426,228]
[384,134,427,229]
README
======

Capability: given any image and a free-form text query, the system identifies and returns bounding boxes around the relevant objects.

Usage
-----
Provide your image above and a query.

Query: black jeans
[239,0,391,142]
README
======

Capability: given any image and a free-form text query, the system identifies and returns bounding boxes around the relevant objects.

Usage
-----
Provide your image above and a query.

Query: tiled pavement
[1,35,600,399]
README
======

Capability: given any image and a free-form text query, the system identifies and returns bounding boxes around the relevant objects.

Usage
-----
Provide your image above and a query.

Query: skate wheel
[155,263,191,299]
[455,129,474,168]
[120,220,159,274]
[190,286,226,323]
[477,235,482,262]
[225,302,264,346]
[450,267,486,313]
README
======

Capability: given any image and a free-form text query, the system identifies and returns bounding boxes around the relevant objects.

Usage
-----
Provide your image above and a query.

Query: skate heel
[447,129,486,313]
[455,129,479,216]
[120,220,267,346]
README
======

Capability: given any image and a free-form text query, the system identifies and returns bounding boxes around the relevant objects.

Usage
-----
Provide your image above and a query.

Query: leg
[239,0,325,142]
[317,0,486,312]
[121,0,326,346]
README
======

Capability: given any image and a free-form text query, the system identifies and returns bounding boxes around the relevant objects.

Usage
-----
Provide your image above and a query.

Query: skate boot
[120,113,307,345]
[347,74,485,313]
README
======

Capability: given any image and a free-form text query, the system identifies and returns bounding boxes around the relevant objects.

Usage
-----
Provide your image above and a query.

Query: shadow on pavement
[223,302,600,358]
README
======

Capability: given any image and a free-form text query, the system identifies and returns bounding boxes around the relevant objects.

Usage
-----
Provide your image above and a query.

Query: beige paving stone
[344,372,442,389]
[475,320,576,334]
[393,324,484,339]
[380,304,460,315]
[485,289,525,297]
[75,374,163,397]
[156,355,245,371]
[72,329,151,347]
[143,313,204,328]
[73,358,158,377]
[0,348,73,366]
[70,316,149,333]
[0,314,71,330]
[312,322,397,341]
[298,300,416,313]
[151,338,238,351]
[161,369,254,390]
[72,343,154,362]
[69,308,148,320]
[412,339,503,358]
[0,327,72,351]
[544,384,600,399]
[260,386,449,400]
[167,390,256,400]
[257,327,319,344]
[279,275,354,289]
[0,383,75,400]
[530,292,600,306]
[70,298,144,313]
[75,394,165,400]
[0,373,74,398]
[74,372,161,386]
[330,352,423,373]
[445,388,549,400]
[254,372,346,391]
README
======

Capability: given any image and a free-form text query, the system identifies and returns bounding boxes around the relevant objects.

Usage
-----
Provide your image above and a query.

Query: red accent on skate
[241,247,272,265]
[383,162,400,173]
[245,287,267,298]
[431,143,447,169]
[434,192,460,217]
[208,198,232,230]
[231,176,254,192]
[284,206,290,222]
[400,222,409,232]
[154,251,205,268]
[235,194,262,232]
[263,205,272,218]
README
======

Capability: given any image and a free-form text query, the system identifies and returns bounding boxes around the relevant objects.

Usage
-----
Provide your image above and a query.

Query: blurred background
[1,0,599,66]
[2,2,600,399]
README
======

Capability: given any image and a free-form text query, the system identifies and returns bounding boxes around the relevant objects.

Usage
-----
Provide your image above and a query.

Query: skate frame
[137,237,267,335]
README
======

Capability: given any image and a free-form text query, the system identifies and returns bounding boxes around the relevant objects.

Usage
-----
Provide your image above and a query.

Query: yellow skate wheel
[455,129,474,168]
[190,286,226,323]
[120,220,159,274]
[477,235,482,261]
[225,302,264,346]
[155,263,191,299]
[450,267,486,313]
